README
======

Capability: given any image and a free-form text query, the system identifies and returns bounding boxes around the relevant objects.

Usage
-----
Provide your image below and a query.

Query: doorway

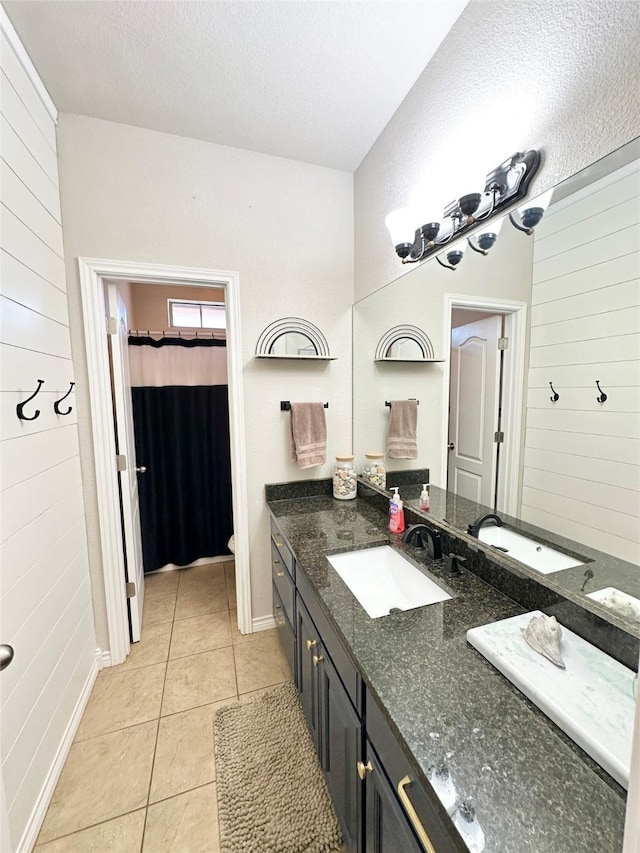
[442,294,528,517]
[78,259,250,666]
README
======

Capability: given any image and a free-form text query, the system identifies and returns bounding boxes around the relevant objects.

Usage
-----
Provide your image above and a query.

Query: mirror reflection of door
[448,313,503,508]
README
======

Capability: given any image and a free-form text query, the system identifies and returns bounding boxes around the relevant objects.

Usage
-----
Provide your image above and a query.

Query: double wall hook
[54,382,76,416]
[549,382,559,402]
[595,380,607,404]
[16,379,44,421]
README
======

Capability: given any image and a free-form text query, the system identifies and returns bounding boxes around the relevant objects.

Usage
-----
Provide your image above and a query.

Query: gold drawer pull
[356,760,373,780]
[397,776,436,853]
[312,654,324,666]
[306,639,318,650]
[274,538,284,548]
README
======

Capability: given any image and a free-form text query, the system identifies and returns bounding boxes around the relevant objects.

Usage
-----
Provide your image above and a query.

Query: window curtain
[128,336,233,573]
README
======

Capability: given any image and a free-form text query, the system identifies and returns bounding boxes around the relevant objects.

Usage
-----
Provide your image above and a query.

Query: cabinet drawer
[297,568,359,712]
[272,584,296,681]
[270,518,295,578]
[271,543,295,627]
[366,694,465,853]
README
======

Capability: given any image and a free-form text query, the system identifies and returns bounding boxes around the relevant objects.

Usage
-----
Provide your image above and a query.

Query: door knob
[135,466,147,473]
[0,644,14,671]
[447,443,455,451]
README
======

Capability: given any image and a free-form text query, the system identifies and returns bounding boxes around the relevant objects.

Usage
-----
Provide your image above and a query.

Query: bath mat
[214,681,342,853]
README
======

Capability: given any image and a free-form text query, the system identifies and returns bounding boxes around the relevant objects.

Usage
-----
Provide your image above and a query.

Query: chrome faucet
[467,513,503,538]
[401,524,443,561]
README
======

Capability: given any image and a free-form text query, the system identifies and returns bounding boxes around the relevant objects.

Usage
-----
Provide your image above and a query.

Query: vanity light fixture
[508,188,554,235]
[436,243,467,271]
[385,150,541,264]
[467,214,504,255]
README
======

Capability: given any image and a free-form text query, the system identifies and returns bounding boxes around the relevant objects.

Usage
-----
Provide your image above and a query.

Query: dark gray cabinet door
[365,743,422,853]
[320,650,361,852]
[296,595,321,751]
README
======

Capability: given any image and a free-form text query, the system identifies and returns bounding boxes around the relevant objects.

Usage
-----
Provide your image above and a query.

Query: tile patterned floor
[35,561,290,852]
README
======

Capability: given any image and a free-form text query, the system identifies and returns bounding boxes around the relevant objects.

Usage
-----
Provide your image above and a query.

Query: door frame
[441,293,528,517]
[78,258,250,665]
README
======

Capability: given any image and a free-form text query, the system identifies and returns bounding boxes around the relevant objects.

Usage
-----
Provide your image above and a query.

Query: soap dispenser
[388,487,405,534]
[420,483,430,512]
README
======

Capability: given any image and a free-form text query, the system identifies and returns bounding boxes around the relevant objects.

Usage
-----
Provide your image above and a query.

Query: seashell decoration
[521,613,566,668]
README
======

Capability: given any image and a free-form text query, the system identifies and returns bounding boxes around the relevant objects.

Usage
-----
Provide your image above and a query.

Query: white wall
[0,16,97,850]
[354,0,640,301]
[56,114,354,646]
[522,159,640,563]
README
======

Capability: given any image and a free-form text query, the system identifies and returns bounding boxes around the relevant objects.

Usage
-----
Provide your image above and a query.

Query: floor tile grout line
[72,712,165,746]
[141,569,181,851]
[35,805,148,847]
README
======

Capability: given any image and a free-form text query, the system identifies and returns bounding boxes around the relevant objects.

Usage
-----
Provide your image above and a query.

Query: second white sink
[478,526,585,574]
[326,545,451,618]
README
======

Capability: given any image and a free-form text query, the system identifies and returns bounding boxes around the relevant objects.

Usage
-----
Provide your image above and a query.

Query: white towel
[289,403,327,468]
[386,400,418,458]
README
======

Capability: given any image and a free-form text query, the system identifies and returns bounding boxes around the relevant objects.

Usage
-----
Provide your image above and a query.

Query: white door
[107,285,145,641]
[448,315,502,507]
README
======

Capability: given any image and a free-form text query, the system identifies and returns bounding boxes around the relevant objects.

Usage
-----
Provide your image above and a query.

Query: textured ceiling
[3,0,468,171]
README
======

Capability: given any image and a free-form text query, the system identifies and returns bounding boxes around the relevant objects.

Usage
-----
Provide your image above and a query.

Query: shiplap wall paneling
[0,16,98,853]
[522,158,640,564]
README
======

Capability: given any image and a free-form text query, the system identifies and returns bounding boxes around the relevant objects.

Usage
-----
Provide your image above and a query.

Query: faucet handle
[445,553,466,577]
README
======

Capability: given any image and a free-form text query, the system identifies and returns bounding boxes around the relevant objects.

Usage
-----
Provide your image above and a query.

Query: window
[168,299,226,330]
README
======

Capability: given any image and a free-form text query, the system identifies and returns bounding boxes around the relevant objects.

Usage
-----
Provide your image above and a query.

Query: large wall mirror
[353,138,639,631]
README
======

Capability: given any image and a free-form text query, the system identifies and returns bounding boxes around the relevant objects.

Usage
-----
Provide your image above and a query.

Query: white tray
[467,611,635,788]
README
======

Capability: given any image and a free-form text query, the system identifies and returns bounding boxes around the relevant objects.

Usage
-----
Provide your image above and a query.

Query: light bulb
[385,208,417,248]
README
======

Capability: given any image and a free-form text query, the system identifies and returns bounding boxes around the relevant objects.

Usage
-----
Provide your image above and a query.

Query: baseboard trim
[150,555,232,574]
[99,649,112,669]
[16,650,101,853]
[252,614,277,633]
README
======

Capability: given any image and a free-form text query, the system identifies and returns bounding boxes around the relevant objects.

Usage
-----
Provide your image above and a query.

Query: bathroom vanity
[266,480,635,853]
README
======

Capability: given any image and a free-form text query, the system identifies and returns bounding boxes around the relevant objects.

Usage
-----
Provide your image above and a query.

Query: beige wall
[129,282,225,333]
[57,114,353,648]
[354,0,640,300]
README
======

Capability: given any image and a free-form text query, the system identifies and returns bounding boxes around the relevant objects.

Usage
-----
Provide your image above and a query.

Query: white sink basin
[326,545,451,618]
[477,526,585,574]
[467,611,635,788]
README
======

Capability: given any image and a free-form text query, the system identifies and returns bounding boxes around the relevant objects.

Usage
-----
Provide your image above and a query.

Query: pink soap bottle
[388,488,405,533]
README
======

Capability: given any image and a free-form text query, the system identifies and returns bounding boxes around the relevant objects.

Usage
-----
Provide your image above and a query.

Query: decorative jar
[333,455,357,500]
[360,452,386,489]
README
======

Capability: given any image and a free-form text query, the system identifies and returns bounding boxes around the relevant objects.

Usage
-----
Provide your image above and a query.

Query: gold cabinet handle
[306,639,318,650]
[272,559,285,577]
[312,654,324,666]
[356,760,373,780]
[397,776,436,853]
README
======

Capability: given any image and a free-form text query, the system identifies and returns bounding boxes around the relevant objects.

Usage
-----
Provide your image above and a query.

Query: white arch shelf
[374,324,443,362]
[255,317,336,360]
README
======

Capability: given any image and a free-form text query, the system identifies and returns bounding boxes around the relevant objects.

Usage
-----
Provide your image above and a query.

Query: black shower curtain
[129,336,233,573]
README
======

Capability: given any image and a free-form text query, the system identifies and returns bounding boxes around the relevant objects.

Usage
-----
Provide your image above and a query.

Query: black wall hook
[595,380,607,403]
[549,381,559,402]
[54,381,76,416]
[17,379,44,421]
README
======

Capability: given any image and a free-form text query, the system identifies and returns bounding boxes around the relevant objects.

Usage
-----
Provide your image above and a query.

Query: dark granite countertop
[267,493,629,853]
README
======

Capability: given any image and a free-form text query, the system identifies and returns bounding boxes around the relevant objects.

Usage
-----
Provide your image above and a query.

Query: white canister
[360,452,386,489]
[333,455,357,500]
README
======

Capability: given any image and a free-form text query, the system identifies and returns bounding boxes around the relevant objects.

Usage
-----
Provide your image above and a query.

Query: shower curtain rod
[128,329,226,339]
